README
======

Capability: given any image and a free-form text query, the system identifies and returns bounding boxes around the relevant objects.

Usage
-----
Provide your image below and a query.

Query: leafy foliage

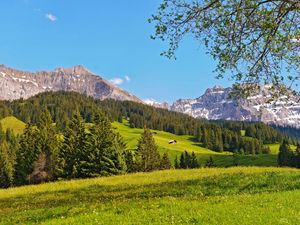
[150,0,300,97]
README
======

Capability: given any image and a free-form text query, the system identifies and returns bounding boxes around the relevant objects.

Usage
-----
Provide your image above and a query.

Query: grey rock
[0,65,141,102]
[171,85,300,128]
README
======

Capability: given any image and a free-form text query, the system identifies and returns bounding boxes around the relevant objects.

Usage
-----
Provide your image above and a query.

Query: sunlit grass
[113,120,279,167]
[1,167,300,224]
[0,116,25,135]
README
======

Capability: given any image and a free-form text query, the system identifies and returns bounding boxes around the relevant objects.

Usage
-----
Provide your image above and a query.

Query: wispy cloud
[110,78,124,85]
[125,75,131,82]
[110,75,131,85]
[45,13,57,22]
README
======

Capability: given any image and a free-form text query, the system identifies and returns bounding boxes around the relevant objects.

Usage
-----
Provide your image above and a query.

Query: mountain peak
[0,64,141,103]
[172,85,300,128]
[54,65,94,75]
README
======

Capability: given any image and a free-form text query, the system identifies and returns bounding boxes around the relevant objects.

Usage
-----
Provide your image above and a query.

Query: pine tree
[60,112,88,178]
[125,150,135,173]
[184,151,191,168]
[14,124,40,185]
[136,128,160,172]
[109,132,127,174]
[160,152,171,170]
[294,144,300,168]
[205,156,216,168]
[278,140,293,167]
[196,127,202,142]
[174,156,180,169]
[0,140,14,188]
[190,152,199,168]
[32,109,60,182]
[90,114,127,176]
[179,152,186,169]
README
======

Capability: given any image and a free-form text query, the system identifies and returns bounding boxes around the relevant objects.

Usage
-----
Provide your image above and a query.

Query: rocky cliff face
[0,65,141,102]
[171,85,300,128]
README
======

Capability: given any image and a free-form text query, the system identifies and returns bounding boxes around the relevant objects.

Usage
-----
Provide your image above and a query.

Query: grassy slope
[113,121,278,167]
[1,167,300,225]
[0,116,278,167]
[0,116,26,135]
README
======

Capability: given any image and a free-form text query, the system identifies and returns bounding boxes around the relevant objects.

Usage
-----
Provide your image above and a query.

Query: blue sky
[0,0,232,103]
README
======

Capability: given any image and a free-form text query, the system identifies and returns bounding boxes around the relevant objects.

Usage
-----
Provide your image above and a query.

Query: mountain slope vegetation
[0,116,279,168]
[1,91,299,189]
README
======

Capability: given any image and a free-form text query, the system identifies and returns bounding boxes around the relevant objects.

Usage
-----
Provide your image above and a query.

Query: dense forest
[0,91,298,154]
[1,91,300,188]
[0,109,173,188]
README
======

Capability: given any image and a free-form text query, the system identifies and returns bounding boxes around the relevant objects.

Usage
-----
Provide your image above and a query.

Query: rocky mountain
[143,98,169,109]
[0,65,141,102]
[171,85,300,128]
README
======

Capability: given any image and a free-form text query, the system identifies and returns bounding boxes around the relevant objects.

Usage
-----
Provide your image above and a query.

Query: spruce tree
[60,112,88,178]
[32,109,60,182]
[125,150,136,173]
[205,157,216,168]
[294,144,300,168]
[0,140,14,188]
[278,140,293,167]
[174,155,180,169]
[136,128,160,172]
[14,124,40,185]
[160,152,171,170]
[184,151,191,168]
[190,152,199,168]
[89,114,127,176]
[179,152,186,169]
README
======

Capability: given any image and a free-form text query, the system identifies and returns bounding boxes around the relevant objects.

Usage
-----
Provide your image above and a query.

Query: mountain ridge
[1,64,300,128]
[170,85,300,128]
[0,64,141,102]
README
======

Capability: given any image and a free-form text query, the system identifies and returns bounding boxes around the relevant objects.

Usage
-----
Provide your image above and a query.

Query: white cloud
[110,78,124,85]
[125,75,131,82]
[45,13,57,22]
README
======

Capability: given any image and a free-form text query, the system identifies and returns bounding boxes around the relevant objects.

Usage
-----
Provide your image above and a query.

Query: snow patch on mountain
[171,85,300,128]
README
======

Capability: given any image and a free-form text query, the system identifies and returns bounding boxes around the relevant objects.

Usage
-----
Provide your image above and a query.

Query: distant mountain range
[159,85,300,128]
[144,86,300,128]
[0,65,140,102]
[1,64,300,128]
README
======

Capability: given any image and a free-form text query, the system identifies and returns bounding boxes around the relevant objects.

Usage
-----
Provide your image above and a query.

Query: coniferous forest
[0,91,300,188]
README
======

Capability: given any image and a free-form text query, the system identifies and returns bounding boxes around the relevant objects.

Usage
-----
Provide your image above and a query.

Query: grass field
[0,116,26,135]
[1,167,300,225]
[113,120,279,167]
[1,117,299,224]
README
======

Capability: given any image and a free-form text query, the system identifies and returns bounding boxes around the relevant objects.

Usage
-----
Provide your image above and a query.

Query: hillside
[1,116,279,167]
[1,167,300,224]
[114,120,279,167]
[0,116,25,135]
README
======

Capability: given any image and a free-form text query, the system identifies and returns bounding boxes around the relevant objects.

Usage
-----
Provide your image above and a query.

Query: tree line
[0,109,172,188]
[0,91,297,156]
[278,140,300,168]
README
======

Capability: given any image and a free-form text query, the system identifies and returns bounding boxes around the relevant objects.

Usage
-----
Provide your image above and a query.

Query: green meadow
[1,117,300,224]
[1,167,300,225]
[113,120,279,167]
[0,116,26,135]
